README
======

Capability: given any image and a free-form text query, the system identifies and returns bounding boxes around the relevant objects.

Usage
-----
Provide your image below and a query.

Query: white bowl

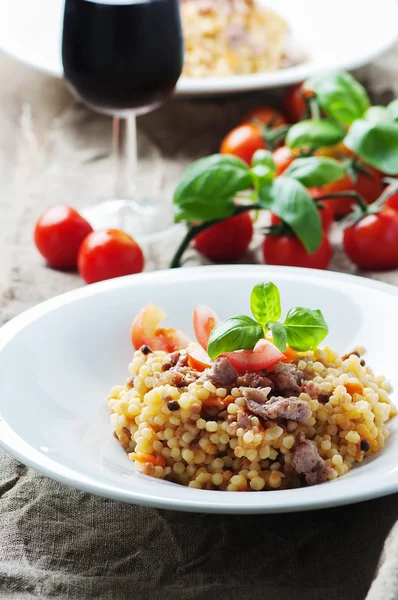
[1,265,398,513]
[0,0,397,95]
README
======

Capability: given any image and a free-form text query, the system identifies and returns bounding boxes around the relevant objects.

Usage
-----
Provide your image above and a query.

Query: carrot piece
[203,394,235,408]
[345,382,364,396]
[155,455,166,467]
[130,452,157,465]
[281,345,299,363]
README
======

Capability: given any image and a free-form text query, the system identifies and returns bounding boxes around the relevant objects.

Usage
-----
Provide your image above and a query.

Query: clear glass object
[62,0,184,237]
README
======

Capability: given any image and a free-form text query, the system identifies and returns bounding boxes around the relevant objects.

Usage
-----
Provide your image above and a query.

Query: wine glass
[62,0,183,237]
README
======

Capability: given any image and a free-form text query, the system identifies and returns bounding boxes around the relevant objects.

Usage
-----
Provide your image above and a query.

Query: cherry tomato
[343,208,398,271]
[194,212,254,263]
[263,233,332,270]
[270,200,333,234]
[272,146,297,176]
[34,204,93,269]
[131,303,191,352]
[384,184,398,212]
[193,305,220,350]
[313,165,383,219]
[241,106,287,129]
[220,124,266,165]
[222,339,285,374]
[187,344,212,371]
[283,84,307,123]
[78,229,144,284]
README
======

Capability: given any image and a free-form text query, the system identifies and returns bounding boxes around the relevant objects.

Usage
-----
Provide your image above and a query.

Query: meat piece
[242,389,311,425]
[268,363,306,395]
[305,464,333,485]
[162,351,188,371]
[265,396,311,425]
[201,357,238,387]
[236,371,274,389]
[292,432,333,485]
[237,410,251,429]
[157,367,200,388]
[292,432,321,473]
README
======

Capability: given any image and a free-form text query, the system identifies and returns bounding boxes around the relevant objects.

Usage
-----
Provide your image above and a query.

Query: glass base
[80,199,178,241]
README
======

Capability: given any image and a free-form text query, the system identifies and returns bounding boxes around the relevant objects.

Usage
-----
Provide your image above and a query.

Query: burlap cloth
[1,47,398,599]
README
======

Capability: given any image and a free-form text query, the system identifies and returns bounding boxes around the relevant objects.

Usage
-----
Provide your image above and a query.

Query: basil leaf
[207,316,263,360]
[286,119,345,150]
[173,154,252,223]
[306,71,370,125]
[365,106,391,124]
[268,322,287,353]
[174,200,235,224]
[387,99,398,123]
[251,149,276,172]
[284,156,345,187]
[283,307,328,351]
[250,282,281,325]
[344,119,398,175]
[250,165,274,189]
[259,177,322,253]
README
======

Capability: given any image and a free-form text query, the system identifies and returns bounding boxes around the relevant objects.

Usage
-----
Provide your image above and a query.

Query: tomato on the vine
[220,124,266,165]
[343,208,398,271]
[241,106,287,129]
[78,229,144,284]
[194,212,254,263]
[283,84,307,123]
[34,204,93,269]
[263,233,332,270]
[312,165,383,219]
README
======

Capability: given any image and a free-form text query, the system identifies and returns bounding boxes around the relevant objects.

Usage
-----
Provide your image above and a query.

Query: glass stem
[113,115,138,201]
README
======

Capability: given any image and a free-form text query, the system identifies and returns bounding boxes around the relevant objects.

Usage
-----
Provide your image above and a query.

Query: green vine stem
[170,204,262,269]
[314,191,369,213]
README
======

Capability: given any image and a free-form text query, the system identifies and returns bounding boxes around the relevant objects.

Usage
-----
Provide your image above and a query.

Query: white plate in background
[0,0,397,95]
[0,265,398,513]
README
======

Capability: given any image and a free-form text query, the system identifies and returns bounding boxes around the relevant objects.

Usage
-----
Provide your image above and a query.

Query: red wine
[62,0,183,113]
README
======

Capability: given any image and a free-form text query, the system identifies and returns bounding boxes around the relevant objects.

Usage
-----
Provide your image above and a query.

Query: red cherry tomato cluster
[34,205,144,284]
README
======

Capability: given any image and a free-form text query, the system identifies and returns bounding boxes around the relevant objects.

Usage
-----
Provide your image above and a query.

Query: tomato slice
[221,339,284,374]
[187,344,212,371]
[131,303,191,352]
[193,305,220,350]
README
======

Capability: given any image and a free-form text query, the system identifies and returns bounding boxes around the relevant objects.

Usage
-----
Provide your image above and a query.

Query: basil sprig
[207,281,329,358]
